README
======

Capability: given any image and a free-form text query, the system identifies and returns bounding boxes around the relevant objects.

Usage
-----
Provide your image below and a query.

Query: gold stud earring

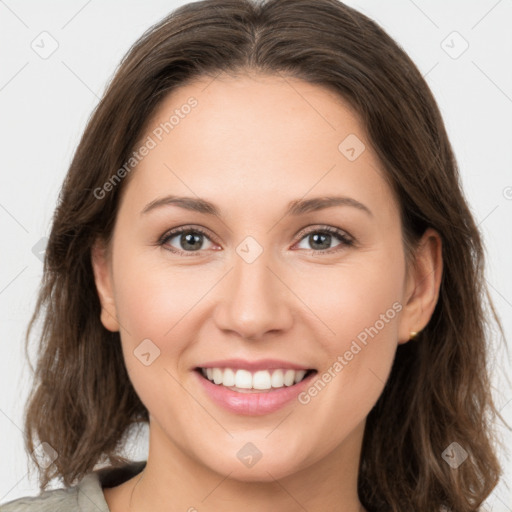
[409,331,418,340]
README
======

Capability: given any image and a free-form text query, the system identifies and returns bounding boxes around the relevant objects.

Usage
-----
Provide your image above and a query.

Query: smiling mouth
[194,367,317,393]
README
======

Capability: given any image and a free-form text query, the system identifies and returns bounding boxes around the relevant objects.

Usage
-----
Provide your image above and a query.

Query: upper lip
[195,358,315,372]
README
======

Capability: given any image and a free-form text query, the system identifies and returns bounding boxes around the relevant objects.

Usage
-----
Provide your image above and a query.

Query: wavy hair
[20,1,508,511]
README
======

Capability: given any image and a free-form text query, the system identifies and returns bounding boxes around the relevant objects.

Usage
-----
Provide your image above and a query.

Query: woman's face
[92,72,436,481]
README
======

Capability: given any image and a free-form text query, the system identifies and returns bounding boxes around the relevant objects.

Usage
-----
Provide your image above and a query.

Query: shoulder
[0,471,105,512]
[0,461,146,512]
[0,485,79,511]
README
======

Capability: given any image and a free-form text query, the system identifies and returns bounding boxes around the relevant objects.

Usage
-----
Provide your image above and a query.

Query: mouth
[194,367,317,393]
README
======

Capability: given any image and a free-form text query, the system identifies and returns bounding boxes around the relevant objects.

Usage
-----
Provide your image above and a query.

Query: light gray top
[0,461,146,511]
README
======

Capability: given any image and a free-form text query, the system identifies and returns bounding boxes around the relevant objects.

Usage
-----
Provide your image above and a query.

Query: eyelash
[157,225,354,257]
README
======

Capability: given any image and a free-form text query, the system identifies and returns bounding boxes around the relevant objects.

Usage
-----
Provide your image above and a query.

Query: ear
[398,227,443,344]
[91,239,120,332]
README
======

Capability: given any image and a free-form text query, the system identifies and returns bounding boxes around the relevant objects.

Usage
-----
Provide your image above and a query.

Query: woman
[1,0,507,511]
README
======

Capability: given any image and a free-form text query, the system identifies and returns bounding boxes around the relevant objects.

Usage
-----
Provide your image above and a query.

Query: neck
[124,418,367,512]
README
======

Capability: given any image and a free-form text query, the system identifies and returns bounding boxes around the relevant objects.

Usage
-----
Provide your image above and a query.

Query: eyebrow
[141,194,373,218]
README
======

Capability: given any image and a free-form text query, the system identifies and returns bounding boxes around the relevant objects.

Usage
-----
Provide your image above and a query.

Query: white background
[0,0,511,510]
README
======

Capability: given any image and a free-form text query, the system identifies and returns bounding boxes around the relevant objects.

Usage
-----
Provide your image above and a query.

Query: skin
[92,72,442,512]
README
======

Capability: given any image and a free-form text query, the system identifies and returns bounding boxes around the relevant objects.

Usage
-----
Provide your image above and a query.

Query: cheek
[110,250,204,396]
[301,249,404,347]
[295,250,404,422]
[112,249,202,336]
[111,252,200,418]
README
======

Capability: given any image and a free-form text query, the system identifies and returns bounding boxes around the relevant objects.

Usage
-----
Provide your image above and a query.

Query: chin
[197,444,310,483]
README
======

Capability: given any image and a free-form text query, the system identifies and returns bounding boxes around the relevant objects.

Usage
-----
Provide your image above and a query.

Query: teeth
[200,367,309,389]
[222,368,236,386]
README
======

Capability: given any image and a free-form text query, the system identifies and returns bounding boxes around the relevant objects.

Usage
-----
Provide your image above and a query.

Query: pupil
[182,232,202,251]
[310,233,330,250]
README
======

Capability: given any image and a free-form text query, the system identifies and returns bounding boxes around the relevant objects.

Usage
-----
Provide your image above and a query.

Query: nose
[213,244,294,341]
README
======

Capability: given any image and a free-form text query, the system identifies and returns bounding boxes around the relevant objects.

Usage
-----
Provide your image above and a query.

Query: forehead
[121,72,398,224]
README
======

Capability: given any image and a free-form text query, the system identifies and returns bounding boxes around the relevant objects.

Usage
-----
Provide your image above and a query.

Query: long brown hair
[20,1,508,510]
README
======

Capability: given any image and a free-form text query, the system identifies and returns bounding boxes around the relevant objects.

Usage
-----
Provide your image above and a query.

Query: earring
[409,331,419,340]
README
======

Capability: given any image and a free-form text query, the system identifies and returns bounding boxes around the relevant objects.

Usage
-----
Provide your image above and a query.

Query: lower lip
[193,369,317,416]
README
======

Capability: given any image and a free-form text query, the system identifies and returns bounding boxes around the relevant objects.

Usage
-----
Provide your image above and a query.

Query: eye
[159,226,218,256]
[294,225,354,254]
[158,224,354,256]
